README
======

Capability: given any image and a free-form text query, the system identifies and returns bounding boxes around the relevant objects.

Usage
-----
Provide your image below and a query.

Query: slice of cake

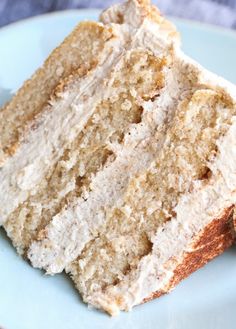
[1,0,236,316]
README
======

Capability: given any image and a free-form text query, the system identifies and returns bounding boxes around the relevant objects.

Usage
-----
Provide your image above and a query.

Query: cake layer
[0,22,113,167]
[78,201,236,315]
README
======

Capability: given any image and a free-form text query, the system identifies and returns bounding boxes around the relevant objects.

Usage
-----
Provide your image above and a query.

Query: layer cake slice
[1,0,236,315]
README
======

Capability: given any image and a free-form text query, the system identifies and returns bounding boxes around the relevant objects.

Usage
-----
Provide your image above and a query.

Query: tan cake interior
[69,87,235,303]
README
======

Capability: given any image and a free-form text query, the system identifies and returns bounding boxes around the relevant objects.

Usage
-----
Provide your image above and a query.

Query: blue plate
[0,10,236,329]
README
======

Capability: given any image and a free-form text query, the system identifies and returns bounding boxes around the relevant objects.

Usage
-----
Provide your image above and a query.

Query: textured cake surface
[1,0,236,316]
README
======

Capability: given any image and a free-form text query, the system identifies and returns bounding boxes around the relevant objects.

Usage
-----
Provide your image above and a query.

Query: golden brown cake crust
[143,206,235,303]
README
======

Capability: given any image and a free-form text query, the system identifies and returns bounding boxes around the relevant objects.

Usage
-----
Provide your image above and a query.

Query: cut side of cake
[1,0,236,316]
